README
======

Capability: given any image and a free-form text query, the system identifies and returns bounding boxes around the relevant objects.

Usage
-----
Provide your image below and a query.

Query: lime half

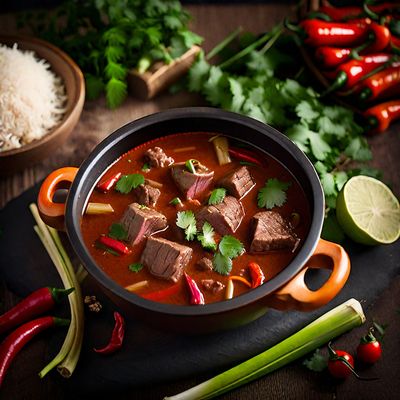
[336,176,400,245]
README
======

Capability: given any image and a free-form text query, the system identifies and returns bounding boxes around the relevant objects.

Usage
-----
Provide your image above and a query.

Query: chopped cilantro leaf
[303,349,327,372]
[257,178,291,209]
[176,210,197,241]
[208,188,226,205]
[128,263,143,273]
[142,163,151,172]
[108,223,128,241]
[212,252,233,275]
[197,222,217,251]
[219,235,244,259]
[115,173,145,194]
[169,197,182,206]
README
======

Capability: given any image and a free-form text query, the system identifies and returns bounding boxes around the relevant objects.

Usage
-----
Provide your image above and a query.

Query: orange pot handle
[266,238,350,311]
[38,167,78,231]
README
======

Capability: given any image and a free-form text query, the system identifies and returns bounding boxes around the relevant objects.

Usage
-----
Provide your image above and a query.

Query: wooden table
[1,4,399,399]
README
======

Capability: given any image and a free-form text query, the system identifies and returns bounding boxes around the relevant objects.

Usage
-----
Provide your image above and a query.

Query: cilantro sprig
[197,222,217,251]
[212,235,244,276]
[115,173,145,194]
[208,188,226,205]
[23,0,203,108]
[108,223,128,241]
[128,263,144,273]
[176,210,197,241]
[257,179,291,209]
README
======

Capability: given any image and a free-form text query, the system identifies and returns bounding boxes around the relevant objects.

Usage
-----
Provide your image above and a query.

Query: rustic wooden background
[1,3,400,399]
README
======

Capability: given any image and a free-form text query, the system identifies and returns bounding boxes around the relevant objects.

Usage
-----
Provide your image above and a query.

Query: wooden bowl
[0,35,85,176]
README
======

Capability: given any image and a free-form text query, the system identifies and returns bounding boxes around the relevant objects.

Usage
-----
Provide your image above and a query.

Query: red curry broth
[81,132,311,305]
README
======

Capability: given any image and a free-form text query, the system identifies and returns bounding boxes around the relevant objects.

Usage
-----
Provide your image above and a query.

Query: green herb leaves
[197,222,217,251]
[212,235,244,275]
[108,223,128,241]
[115,174,145,194]
[208,188,226,205]
[257,179,291,209]
[176,210,197,241]
[128,263,143,273]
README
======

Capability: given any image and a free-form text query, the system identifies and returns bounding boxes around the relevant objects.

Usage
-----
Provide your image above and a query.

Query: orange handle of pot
[38,167,78,231]
[267,238,350,311]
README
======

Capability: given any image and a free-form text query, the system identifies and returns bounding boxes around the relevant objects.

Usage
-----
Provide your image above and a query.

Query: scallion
[164,298,365,400]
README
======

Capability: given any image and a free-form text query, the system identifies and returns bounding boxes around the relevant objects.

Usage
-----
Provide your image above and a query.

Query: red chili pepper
[248,262,265,288]
[228,147,263,167]
[287,19,370,47]
[0,316,69,387]
[315,46,352,68]
[364,100,400,134]
[366,22,391,53]
[96,172,122,193]
[94,311,125,355]
[142,282,181,301]
[359,63,400,101]
[324,53,394,93]
[0,287,74,336]
[317,4,399,22]
[97,236,132,255]
[184,272,205,305]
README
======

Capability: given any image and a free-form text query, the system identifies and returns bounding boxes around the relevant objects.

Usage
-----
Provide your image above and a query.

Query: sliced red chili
[94,311,125,355]
[0,316,69,386]
[97,236,132,255]
[228,147,263,167]
[142,283,181,301]
[0,287,74,336]
[248,262,265,288]
[96,172,122,193]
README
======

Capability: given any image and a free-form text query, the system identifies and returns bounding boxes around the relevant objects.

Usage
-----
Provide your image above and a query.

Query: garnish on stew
[208,188,226,205]
[257,178,291,209]
[128,263,144,273]
[176,210,197,241]
[115,173,145,194]
[108,223,128,241]
[197,222,217,251]
[213,235,244,275]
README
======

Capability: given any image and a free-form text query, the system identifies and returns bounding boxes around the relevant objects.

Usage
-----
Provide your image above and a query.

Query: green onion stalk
[164,298,365,400]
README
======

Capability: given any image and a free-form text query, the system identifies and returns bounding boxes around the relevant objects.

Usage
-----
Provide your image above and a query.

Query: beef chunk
[201,279,225,294]
[132,184,160,207]
[196,257,213,271]
[141,237,192,282]
[120,203,167,245]
[171,161,214,200]
[250,211,299,253]
[219,166,255,198]
[196,196,245,235]
[144,146,174,168]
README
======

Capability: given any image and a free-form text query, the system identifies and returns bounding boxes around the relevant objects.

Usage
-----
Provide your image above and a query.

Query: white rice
[0,43,66,152]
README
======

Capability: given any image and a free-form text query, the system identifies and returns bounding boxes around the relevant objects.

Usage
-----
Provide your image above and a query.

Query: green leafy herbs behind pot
[185,29,382,243]
[18,0,203,108]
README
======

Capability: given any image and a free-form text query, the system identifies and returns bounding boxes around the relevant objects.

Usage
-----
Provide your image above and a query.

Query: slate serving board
[0,184,399,395]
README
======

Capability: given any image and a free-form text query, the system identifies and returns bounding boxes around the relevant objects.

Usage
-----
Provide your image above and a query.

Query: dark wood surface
[1,4,400,399]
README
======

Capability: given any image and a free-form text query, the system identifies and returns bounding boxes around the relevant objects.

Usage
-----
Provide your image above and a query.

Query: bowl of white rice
[0,35,85,175]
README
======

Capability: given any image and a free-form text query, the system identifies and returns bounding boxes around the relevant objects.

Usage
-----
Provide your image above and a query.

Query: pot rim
[66,107,325,316]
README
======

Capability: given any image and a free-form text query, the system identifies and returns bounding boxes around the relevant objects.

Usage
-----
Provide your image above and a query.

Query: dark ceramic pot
[38,108,350,333]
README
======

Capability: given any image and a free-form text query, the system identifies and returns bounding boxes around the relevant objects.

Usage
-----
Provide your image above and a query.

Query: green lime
[336,176,400,245]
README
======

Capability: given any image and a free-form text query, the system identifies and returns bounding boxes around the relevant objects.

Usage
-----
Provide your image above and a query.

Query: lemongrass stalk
[125,280,149,292]
[86,202,114,214]
[76,265,88,284]
[30,203,84,378]
[210,136,231,165]
[48,226,84,377]
[164,299,365,400]
[225,280,234,300]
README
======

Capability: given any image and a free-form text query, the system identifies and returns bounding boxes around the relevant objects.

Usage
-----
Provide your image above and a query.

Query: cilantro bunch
[186,31,381,242]
[20,0,202,108]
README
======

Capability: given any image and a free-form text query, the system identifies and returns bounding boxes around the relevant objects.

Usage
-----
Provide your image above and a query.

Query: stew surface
[81,132,311,305]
